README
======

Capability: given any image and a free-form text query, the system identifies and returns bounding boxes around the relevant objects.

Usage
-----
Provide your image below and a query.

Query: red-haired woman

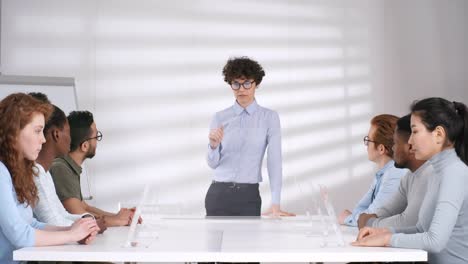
[338,114,408,226]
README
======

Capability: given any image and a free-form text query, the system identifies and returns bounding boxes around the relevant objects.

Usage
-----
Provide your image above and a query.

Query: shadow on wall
[2,0,376,213]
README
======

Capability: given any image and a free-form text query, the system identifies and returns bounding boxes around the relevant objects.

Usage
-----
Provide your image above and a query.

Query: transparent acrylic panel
[319,184,345,247]
[123,185,161,248]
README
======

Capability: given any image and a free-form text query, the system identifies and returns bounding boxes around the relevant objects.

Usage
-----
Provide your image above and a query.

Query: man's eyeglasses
[363,136,377,146]
[231,80,255,90]
[82,131,103,144]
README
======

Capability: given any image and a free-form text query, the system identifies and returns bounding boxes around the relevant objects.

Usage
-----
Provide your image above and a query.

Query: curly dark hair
[68,111,94,151]
[222,57,265,85]
[44,105,67,135]
[0,93,53,206]
[396,114,411,140]
[29,92,67,135]
[28,92,51,104]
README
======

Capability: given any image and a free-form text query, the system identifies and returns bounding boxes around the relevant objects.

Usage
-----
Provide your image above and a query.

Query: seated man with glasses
[206,56,294,217]
[50,111,136,227]
[338,114,407,227]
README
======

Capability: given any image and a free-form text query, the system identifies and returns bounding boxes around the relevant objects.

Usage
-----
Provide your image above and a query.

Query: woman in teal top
[0,93,100,264]
[353,97,468,264]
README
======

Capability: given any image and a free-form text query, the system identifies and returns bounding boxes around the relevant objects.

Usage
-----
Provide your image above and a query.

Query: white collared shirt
[33,163,83,226]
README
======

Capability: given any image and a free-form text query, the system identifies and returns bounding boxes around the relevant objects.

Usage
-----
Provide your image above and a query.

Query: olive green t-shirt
[50,155,83,202]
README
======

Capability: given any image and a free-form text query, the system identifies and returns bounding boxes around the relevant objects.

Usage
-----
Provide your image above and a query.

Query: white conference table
[14,215,427,263]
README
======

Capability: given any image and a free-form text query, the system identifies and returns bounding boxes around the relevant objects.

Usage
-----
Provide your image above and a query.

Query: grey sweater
[391,149,468,264]
[368,161,432,228]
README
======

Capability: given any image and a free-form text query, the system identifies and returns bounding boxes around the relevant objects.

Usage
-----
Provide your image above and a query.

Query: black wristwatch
[81,213,95,220]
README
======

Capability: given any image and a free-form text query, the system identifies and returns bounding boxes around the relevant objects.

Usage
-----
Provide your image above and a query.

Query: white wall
[1,0,467,214]
[373,0,468,115]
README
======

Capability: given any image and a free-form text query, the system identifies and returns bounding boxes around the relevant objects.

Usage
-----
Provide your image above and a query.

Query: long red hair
[0,93,53,206]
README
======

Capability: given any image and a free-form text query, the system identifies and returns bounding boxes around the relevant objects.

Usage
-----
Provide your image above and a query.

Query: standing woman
[353,97,468,264]
[0,93,99,264]
[205,57,294,217]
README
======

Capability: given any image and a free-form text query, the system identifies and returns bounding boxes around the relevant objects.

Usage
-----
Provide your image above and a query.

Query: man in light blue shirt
[206,57,294,217]
[339,114,407,226]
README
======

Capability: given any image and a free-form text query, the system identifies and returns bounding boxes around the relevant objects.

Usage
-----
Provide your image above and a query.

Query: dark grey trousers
[205,181,261,216]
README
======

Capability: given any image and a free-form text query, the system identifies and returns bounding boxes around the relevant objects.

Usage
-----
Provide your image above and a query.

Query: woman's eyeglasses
[230,80,255,90]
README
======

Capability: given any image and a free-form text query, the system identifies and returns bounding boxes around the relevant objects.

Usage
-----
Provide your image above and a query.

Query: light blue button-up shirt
[344,160,407,226]
[207,100,283,205]
[0,161,46,264]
